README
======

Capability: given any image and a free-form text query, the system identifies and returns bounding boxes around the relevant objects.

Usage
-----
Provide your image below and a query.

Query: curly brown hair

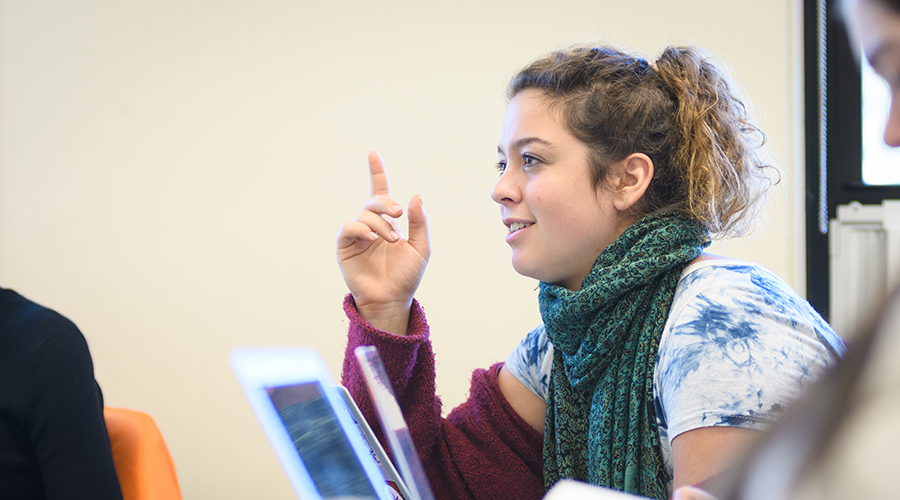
[507,45,778,238]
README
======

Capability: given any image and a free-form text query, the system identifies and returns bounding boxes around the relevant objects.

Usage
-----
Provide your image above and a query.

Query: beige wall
[0,1,804,498]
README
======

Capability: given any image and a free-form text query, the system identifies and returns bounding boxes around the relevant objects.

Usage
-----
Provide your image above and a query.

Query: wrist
[355,298,414,335]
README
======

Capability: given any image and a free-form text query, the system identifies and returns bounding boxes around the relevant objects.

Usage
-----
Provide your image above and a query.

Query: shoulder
[661,259,843,373]
[0,288,93,387]
[0,288,86,353]
[654,260,844,438]
[0,289,101,423]
[667,260,840,350]
[505,324,554,403]
[512,324,552,366]
[673,259,806,305]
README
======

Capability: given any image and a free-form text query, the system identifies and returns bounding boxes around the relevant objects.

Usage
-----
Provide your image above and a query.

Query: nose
[884,93,900,147]
[491,168,520,205]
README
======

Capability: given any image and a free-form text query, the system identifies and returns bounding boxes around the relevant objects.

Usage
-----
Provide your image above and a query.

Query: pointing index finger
[368,151,391,197]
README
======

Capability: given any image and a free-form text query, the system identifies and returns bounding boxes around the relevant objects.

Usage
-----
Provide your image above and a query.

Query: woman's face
[491,89,631,291]
[847,0,900,145]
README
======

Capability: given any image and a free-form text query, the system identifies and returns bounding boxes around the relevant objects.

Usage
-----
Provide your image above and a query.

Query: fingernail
[370,232,378,240]
[390,230,400,241]
[392,205,402,213]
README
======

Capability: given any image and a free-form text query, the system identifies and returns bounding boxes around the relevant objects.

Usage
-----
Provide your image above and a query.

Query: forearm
[341,294,440,453]
[340,296,545,500]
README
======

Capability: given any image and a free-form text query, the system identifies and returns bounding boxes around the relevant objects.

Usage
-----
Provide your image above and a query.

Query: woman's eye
[523,154,539,167]
[495,161,507,173]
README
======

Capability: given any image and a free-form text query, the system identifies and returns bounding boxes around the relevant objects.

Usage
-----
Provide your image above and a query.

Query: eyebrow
[497,136,554,155]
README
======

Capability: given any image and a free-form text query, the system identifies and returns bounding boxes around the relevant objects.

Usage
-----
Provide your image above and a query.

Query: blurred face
[491,89,631,291]
[846,0,900,145]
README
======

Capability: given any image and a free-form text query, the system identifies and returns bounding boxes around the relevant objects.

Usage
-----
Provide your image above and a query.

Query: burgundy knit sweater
[341,295,546,500]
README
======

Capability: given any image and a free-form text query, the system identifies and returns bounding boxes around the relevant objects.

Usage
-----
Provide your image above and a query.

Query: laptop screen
[231,347,399,500]
[267,381,381,499]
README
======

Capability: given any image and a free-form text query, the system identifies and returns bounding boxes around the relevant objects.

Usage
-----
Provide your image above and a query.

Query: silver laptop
[231,346,433,500]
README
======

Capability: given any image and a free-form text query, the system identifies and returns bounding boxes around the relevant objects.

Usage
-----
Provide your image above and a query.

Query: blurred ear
[609,153,653,212]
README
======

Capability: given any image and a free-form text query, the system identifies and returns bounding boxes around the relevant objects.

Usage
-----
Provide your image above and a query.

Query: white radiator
[829,200,900,340]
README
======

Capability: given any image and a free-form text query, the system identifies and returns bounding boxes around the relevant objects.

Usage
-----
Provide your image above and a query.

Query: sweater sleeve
[27,315,123,500]
[340,294,545,500]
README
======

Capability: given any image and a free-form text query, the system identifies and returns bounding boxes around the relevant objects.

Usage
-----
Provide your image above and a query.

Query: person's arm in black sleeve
[27,313,123,500]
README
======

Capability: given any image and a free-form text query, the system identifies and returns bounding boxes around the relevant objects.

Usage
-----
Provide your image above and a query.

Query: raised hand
[337,151,431,335]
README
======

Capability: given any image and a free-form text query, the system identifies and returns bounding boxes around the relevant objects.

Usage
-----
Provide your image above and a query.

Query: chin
[510,257,539,281]
[510,258,553,284]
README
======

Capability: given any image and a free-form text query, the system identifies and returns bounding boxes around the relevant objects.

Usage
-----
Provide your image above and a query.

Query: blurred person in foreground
[675,0,900,498]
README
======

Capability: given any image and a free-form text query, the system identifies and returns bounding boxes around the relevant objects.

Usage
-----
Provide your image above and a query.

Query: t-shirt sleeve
[655,265,844,444]
[27,316,123,500]
[504,324,553,403]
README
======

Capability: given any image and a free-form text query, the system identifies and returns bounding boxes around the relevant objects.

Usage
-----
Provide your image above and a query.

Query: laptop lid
[231,347,408,500]
[354,346,436,500]
[333,384,412,500]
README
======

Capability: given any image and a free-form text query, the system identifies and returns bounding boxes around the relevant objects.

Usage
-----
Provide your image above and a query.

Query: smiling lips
[508,222,532,233]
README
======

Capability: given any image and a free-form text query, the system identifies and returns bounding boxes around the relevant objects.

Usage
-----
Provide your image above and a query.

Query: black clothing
[0,288,122,500]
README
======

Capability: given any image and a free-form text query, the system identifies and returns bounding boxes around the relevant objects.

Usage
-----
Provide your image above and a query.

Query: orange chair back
[104,407,182,500]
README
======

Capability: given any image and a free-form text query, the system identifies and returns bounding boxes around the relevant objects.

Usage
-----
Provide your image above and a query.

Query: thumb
[406,194,431,260]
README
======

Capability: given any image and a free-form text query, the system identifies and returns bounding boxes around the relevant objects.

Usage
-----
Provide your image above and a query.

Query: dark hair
[869,0,900,13]
[507,45,777,238]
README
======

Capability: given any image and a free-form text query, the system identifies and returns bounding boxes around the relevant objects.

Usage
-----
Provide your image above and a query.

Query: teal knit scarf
[540,210,708,499]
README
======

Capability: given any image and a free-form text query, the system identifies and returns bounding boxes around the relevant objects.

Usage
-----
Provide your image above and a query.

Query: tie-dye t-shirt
[504,259,845,477]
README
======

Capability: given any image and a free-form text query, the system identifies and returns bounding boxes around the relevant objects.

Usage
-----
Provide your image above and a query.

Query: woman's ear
[611,153,653,212]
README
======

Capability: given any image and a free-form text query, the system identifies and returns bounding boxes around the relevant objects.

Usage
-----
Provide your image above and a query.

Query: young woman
[337,45,844,500]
